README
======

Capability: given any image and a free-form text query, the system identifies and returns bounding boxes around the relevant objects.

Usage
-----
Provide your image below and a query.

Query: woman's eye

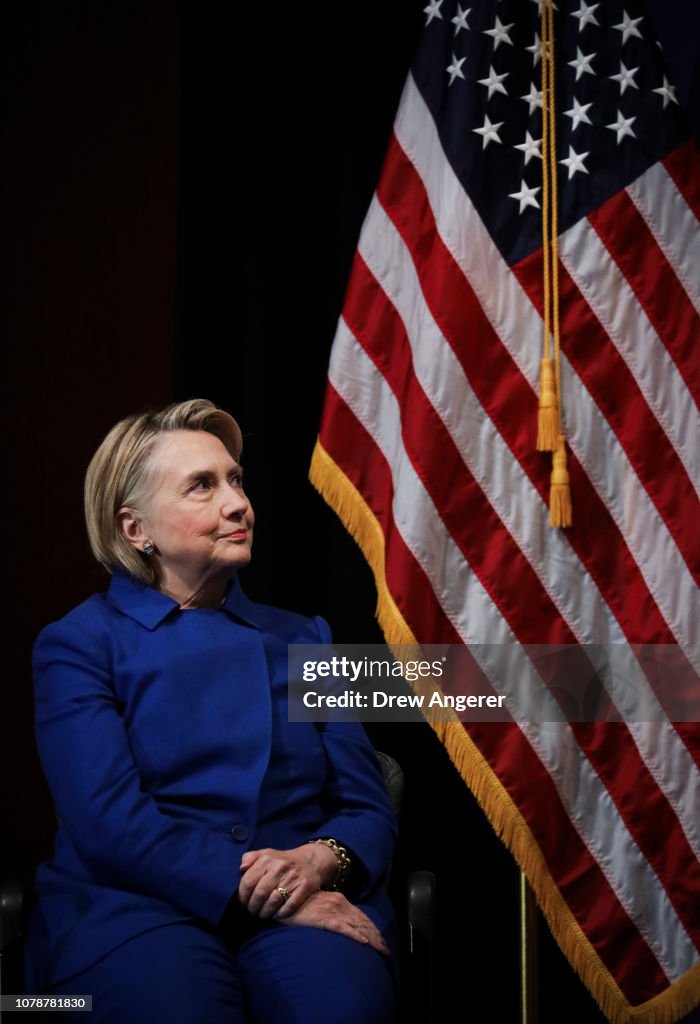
[189,472,242,491]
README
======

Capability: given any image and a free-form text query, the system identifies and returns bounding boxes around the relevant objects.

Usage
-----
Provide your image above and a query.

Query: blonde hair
[84,399,243,584]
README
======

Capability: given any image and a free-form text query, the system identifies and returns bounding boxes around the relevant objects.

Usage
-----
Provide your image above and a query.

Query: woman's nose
[221,485,249,518]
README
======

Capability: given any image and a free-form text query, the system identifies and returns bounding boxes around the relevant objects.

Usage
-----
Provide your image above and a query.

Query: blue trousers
[51,919,396,1024]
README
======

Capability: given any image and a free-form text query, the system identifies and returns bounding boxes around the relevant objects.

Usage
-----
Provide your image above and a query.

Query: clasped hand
[238,845,389,956]
[239,843,336,918]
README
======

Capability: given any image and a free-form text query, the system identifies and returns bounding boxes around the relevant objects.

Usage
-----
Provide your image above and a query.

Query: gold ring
[276,886,291,902]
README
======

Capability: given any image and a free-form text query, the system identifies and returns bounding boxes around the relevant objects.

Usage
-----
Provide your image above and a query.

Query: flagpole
[520,871,539,1024]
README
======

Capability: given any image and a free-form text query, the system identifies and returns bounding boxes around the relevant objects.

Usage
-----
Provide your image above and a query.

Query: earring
[143,541,155,555]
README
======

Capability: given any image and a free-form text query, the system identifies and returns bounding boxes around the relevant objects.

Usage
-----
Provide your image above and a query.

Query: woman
[25,399,398,1023]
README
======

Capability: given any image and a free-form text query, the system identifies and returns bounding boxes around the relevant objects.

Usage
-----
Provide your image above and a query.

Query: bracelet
[306,837,352,891]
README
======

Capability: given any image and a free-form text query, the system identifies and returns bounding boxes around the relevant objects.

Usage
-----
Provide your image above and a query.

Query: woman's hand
[238,843,339,919]
[276,890,390,956]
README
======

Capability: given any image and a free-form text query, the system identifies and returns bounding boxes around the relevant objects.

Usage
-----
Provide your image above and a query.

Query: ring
[276,886,291,902]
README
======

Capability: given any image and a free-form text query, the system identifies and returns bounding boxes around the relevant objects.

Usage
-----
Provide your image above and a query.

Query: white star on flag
[564,97,593,130]
[521,82,544,115]
[606,110,637,143]
[423,0,444,25]
[610,61,639,94]
[613,10,643,44]
[451,5,471,34]
[478,65,509,98]
[447,54,467,85]
[526,33,542,66]
[653,75,679,108]
[571,2,599,30]
[484,16,514,49]
[509,179,541,212]
[568,47,596,80]
[473,114,504,148]
[560,145,590,179]
[514,132,542,164]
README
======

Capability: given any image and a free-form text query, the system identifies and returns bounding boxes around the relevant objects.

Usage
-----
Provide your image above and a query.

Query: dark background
[9,2,696,1021]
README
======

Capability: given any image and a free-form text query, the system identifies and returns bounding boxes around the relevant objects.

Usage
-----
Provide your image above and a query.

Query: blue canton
[413,0,689,265]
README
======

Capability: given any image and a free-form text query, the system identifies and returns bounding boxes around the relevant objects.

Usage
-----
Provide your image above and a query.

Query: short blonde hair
[84,399,243,584]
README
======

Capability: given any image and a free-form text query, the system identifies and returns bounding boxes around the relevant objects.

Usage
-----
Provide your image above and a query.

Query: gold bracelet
[307,837,352,891]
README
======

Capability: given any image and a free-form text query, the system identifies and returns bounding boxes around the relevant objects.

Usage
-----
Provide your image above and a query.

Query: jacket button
[231,824,249,841]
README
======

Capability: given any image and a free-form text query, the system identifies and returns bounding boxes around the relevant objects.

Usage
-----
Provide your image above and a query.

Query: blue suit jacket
[26,570,397,991]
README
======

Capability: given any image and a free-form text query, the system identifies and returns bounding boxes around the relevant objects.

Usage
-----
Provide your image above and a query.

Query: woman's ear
[116,507,149,550]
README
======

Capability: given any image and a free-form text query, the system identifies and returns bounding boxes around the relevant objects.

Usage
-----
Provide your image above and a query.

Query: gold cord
[538,0,572,526]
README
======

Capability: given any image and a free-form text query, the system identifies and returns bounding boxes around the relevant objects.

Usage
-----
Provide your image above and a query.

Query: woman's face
[138,430,254,582]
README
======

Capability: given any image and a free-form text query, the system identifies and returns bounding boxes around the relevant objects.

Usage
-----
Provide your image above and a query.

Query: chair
[376,750,438,1023]
[1,875,37,1019]
[1,752,436,1023]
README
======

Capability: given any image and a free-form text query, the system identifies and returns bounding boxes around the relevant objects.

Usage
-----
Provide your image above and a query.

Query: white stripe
[392,71,700,657]
[560,218,700,498]
[328,322,699,978]
[627,163,700,317]
[357,195,700,860]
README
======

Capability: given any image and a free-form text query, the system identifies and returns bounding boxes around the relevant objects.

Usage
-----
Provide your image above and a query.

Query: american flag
[310,0,700,1020]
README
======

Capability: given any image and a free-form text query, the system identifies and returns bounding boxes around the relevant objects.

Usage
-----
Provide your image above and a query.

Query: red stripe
[663,139,700,224]
[675,723,700,768]
[513,251,700,588]
[591,189,700,407]
[375,131,676,645]
[317,386,668,998]
[339,252,700,943]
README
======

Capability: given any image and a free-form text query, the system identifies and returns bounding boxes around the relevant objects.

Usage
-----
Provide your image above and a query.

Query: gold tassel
[549,434,572,527]
[536,356,559,451]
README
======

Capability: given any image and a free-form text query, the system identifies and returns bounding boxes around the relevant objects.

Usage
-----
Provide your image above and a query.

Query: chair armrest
[405,870,437,1023]
[407,869,436,948]
[0,878,27,950]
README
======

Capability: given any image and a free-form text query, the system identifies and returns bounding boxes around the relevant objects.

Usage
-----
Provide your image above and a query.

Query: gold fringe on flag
[539,0,572,526]
[309,437,700,1024]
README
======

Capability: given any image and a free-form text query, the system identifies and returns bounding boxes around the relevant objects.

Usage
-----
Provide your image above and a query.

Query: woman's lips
[221,530,247,540]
